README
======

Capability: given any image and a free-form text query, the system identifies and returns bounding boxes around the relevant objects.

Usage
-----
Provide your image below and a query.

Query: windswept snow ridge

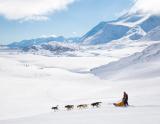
[91,43,160,80]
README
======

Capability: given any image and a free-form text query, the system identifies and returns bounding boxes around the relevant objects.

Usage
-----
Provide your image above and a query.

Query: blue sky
[0,0,134,44]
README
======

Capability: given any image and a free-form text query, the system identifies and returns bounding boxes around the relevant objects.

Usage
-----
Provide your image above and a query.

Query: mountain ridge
[80,13,160,45]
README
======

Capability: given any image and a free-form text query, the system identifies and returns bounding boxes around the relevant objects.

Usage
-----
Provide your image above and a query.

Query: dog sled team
[52,92,129,111]
[52,102,102,111]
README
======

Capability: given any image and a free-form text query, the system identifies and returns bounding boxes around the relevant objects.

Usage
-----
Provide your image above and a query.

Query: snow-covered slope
[81,13,160,45]
[123,26,146,40]
[80,22,129,44]
[0,45,160,124]
[141,26,160,41]
[139,15,160,32]
[91,43,160,79]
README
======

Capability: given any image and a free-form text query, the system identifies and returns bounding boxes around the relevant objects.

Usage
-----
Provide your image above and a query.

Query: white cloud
[0,0,75,21]
[41,34,57,38]
[131,0,160,14]
[72,32,77,35]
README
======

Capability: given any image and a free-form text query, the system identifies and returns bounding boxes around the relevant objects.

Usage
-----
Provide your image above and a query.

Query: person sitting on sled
[113,92,129,107]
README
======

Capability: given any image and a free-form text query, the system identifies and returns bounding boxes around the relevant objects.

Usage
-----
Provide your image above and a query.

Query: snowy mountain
[7,12,160,50]
[91,43,160,79]
[123,26,146,40]
[141,26,160,41]
[6,12,160,57]
[80,13,160,45]
[7,36,81,55]
[8,36,66,48]
[8,36,80,49]
[22,42,78,56]
[80,22,129,44]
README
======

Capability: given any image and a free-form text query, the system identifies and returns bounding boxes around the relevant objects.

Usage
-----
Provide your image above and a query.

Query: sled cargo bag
[113,101,125,107]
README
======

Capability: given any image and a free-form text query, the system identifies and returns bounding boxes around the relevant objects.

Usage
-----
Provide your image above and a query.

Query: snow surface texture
[0,41,160,124]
